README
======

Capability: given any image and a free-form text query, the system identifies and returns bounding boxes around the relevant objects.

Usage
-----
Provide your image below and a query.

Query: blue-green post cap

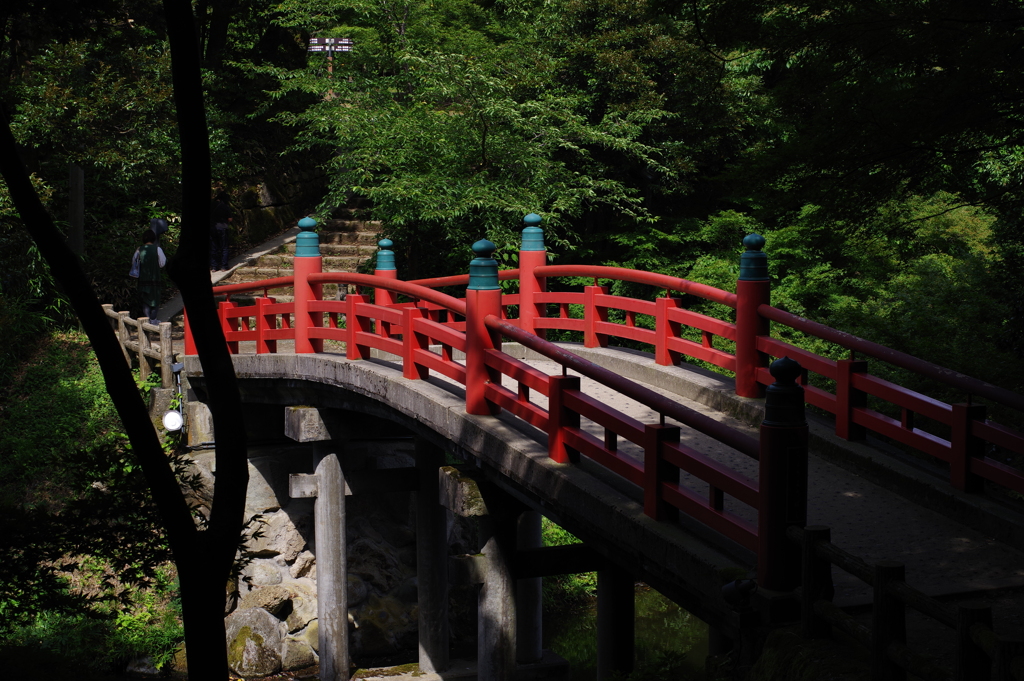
[520,213,545,252]
[468,239,499,291]
[738,233,768,281]
[295,229,321,258]
[298,217,317,231]
[376,239,396,271]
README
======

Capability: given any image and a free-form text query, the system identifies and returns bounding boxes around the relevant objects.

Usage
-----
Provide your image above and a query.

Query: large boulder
[239,584,292,619]
[249,508,309,562]
[225,608,284,678]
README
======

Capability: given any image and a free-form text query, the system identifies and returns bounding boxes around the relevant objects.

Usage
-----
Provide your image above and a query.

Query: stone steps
[219,220,382,296]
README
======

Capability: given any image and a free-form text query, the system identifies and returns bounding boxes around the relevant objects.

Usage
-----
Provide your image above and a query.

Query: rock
[239,584,292,618]
[244,559,284,586]
[171,644,187,674]
[246,459,283,516]
[249,509,309,562]
[395,576,418,604]
[351,593,415,657]
[286,593,317,633]
[348,574,368,606]
[281,638,317,671]
[348,536,403,593]
[125,656,158,675]
[225,608,284,678]
[290,550,315,579]
[295,620,319,652]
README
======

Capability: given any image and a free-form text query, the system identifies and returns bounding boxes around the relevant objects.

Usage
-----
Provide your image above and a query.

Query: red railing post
[643,423,682,520]
[518,213,547,338]
[758,357,808,591]
[736,234,770,398]
[183,308,196,355]
[403,306,430,380]
[255,296,277,354]
[655,296,683,366]
[951,402,987,493]
[584,285,610,348]
[219,300,239,354]
[374,239,397,339]
[293,218,323,354]
[346,293,370,360]
[836,358,868,440]
[547,374,581,463]
[465,239,502,416]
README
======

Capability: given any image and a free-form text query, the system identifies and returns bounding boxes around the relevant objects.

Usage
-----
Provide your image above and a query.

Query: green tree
[697,0,1024,222]
[264,0,676,277]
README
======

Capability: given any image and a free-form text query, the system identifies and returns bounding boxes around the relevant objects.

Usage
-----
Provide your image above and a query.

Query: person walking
[136,228,166,323]
[211,192,233,271]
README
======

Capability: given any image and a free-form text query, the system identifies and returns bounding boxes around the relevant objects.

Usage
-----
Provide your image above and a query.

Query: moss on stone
[228,625,263,669]
[352,662,423,678]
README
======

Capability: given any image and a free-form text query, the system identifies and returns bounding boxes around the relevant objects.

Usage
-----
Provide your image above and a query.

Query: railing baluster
[403,306,430,380]
[548,375,581,464]
[346,294,370,360]
[219,300,238,354]
[643,423,681,521]
[951,403,986,493]
[836,358,868,440]
[655,296,683,366]
[584,284,610,348]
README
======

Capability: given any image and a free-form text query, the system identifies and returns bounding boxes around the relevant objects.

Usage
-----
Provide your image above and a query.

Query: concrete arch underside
[184,350,753,642]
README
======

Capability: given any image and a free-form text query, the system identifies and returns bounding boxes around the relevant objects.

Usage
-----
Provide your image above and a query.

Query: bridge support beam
[597,565,634,680]
[416,438,449,673]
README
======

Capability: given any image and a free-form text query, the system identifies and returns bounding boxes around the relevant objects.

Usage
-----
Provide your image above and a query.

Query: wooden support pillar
[478,486,518,681]
[290,454,349,681]
[416,438,449,673]
[517,510,543,665]
[597,565,634,680]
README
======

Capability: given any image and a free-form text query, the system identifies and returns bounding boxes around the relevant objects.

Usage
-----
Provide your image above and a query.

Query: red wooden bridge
[181,213,1024,681]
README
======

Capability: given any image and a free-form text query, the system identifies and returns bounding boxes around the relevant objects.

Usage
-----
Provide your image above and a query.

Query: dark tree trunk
[0,0,251,676]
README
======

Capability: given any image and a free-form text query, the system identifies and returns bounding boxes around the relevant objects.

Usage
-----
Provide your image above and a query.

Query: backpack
[129,249,141,278]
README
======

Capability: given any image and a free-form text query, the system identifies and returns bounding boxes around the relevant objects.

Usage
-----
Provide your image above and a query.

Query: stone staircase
[219,218,382,302]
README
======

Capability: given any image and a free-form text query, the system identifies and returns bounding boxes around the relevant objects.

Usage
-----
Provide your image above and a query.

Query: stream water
[544,583,708,680]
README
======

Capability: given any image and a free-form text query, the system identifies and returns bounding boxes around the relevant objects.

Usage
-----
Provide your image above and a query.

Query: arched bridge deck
[175,216,1024,680]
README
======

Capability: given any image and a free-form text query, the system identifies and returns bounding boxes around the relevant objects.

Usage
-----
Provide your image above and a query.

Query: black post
[596,565,634,680]
[872,561,906,681]
[800,526,834,639]
[757,357,809,591]
[955,603,992,681]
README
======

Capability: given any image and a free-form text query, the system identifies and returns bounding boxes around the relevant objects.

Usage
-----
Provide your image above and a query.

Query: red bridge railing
[184,214,1024,588]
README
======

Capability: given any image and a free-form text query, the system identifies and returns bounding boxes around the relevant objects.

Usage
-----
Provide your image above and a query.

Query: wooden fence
[102,305,176,388]
[791,525,1024,681]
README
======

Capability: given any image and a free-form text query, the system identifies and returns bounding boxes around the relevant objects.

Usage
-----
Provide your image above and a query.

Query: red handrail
[534,265,739,308]
[759,304,1024,412]
[485,315,759,459]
